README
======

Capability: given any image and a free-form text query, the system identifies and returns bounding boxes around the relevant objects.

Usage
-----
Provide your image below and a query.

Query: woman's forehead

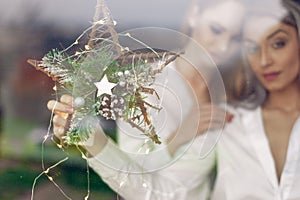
[244,0,288,20]
[201,1,245,32]
[245,17,277,36]
[243,16,290,42]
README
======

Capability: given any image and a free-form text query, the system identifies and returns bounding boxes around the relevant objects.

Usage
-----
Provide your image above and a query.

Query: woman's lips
[263,72,281,81]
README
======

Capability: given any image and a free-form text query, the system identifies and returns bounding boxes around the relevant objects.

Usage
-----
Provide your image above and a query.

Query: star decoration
[94,75,117,96]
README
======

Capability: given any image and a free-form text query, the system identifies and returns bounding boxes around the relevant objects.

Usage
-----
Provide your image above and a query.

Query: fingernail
[227,115,234,122]
[66,107,74,114]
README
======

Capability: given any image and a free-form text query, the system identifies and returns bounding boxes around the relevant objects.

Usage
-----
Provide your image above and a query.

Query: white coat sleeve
[87,63,216,199]
[87,134,216,200]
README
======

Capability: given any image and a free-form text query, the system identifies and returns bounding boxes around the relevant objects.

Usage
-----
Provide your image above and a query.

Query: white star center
[94,75,116,96]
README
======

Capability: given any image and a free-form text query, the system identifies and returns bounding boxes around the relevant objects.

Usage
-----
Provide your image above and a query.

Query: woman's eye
[210,24,223,35]
[272,39,286,49]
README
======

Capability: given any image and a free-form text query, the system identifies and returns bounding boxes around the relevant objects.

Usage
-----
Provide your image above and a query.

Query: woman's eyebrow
[242,29,289,43]
[267,29,288,40]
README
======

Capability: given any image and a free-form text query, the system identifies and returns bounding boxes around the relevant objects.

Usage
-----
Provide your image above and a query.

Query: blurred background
[0,0,188,199]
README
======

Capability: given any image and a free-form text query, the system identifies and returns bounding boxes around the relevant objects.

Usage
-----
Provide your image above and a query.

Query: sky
[0,0,188,30]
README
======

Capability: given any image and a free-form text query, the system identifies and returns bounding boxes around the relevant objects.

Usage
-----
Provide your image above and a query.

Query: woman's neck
[264,80,300,111]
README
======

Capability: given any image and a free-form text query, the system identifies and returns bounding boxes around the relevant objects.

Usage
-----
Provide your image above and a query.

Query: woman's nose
[217,39,230,53]
[260,48,273,67]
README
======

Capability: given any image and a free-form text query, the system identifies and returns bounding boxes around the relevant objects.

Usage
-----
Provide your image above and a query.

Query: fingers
[60,94,73,106]
[47,100,74,114]
[196,104,234,135]
[53,114,67,127]
[52,114,68,139]
[53,125,65,139]
[200,104,233,122]
[47,95,74,142]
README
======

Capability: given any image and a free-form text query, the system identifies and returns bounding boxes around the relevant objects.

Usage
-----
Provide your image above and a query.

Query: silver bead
[124,70,130,76]
[74,97,85,108]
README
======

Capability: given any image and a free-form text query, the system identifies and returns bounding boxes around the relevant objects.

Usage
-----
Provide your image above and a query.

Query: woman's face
[243,15,300,92]
[191,1,245,64]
